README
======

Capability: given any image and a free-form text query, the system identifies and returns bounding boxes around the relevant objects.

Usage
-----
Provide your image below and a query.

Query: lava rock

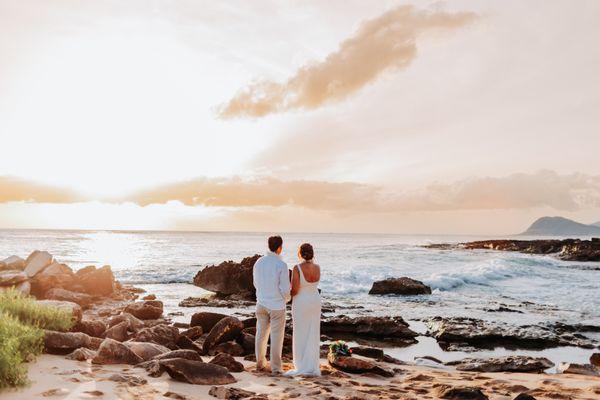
[369,277,432,295]
[190,312,228,332]
[193,255,260,298]
[125,341,170,361]
[322,316,418,342]
[203,317,244,353]
[557,362,599,376]
[133,324,180,349]
[92,338,143,365]
[211,341,245,357]
[448,356,554,373]
[124,301,163,320]
[327,353,393,377]
[160,358,236,385]
[434,385,488,400]
[209,353,244,372]
[208,386,256,399]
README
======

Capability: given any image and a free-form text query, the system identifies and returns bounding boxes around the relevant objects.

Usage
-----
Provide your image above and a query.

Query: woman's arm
[290,265,300,297]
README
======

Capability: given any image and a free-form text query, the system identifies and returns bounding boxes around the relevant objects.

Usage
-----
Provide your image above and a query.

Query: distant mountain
[593,221,600,228]
[521,216,600,236]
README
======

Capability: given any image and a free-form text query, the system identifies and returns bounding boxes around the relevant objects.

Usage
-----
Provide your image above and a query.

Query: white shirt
[253,251,291,310]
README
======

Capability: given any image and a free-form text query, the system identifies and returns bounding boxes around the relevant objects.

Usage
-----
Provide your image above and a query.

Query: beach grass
[0,289,73,389]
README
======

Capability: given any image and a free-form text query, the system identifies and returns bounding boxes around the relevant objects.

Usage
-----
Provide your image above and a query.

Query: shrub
[0,289,73,389]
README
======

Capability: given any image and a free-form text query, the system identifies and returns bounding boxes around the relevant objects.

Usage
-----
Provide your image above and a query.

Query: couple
[252,235,321,377]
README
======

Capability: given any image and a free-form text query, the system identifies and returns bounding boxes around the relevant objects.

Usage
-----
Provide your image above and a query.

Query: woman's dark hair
[299,243,314,261]
[268,235,283,252]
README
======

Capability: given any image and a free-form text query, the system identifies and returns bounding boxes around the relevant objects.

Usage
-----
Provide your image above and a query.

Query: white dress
[285,264,322,377]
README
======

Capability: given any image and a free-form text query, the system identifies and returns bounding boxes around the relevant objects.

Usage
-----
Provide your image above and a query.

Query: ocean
[1,229,598,366]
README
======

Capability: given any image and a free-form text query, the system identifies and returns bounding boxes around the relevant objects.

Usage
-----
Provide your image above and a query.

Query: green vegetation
[0,289,74,389]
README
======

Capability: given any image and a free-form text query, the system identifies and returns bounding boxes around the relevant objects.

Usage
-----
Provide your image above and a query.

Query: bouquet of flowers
[329,340,352,357]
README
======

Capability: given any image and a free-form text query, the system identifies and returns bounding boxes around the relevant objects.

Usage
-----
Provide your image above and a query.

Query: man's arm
[278,262,291,303]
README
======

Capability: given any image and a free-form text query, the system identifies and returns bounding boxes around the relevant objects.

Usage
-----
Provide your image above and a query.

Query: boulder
[448,356,554,373]
[92,338,144,365]
[0,269,28,286]
[66,347,97,361]
[153,350,203,362]
[77,265,116,296]
[514,395,537,400]
[211,341,245,357]
[238,332,255,354]
[109,313,145,333]
[44,330,92,354]
[327,353,393,377]
[0,280,31,296]
[73,319,106,338]
[125,341,170,361]
[105,320,130,342]
[124,301,163,320]
[193,255,260,298]
[322,316,418,342]
[1,256,25,271]
[369,277,432,295]
[37,300,82,324]
[45,288,92,307]
[181,326,203,340]
[209,353,244,372]
[557,362,599,376]
[176,335,205,354]
[24,250,53,277]
[434,385,489,400]
[350,346,385,360]
[208,386,256,399]
[190,312,228,332]
[133,324,180,349]
[591,353,600,368]
[203,317,244,353]
[160,358,236,385]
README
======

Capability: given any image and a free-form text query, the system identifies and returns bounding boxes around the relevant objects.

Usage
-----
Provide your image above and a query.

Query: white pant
[255,303,286,373]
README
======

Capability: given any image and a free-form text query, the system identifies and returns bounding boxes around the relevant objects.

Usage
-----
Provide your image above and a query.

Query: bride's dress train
[284,265,321,377]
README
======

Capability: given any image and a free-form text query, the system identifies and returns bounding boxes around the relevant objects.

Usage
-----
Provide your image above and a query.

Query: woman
[284,243,322,377]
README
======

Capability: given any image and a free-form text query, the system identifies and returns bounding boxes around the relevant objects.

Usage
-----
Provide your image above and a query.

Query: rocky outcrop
[193,255,261,299]
[322,316,418,344]
[92,338,144,365]
[203,317,244,353]
[327,353,393,377]
[369,277,432,295]
[124,300,164,320]
[434,385,488,400]
[557,362,599,376]
[209,353,244,372]
[426,317,597,350]
[37,300,83,324]
[160,359,236,385]
[44,331,93,354]
[447,356,554,373]
[190,312,228,332]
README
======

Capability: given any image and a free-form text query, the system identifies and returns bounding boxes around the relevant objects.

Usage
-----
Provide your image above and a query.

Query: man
[253,235,291,374]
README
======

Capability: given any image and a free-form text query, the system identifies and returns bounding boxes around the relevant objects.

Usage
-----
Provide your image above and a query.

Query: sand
[1,354,599,400]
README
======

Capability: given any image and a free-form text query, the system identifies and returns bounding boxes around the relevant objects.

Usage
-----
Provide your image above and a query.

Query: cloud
[121,171,600,212]
[218,5,476,118]
[0,176,82,203]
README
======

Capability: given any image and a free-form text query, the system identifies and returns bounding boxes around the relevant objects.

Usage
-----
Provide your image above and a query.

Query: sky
[1,0,599,234]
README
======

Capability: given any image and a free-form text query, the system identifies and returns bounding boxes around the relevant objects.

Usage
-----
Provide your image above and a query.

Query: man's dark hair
[268,235,283,252]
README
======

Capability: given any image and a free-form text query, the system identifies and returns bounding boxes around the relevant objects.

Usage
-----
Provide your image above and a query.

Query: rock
[73,319,107,338]
[514,395,537,400]
[557,362,599,376]
[203,317,244,353]
[190,312,228,332]
[369,277,432,295]
[426,317,597,350]
[105,320,130,342]
[349,346,385,360]
[109,313,145,333]
[153,350,203,362]
[77,265,116,296]
[66,347,97,361]
[125,341,170,361]
[24,250,53,277]
[179,295,255,308]
[181,326,204,340]
[238,332,255,354]
[0,280,31,295]
[208,386,256,399]
[457,239,600,262]
[321,316,418,343]
[193,255,260,298]
[143,294,156,300]
[37,300,82,324]
[327,353,393,377]
[1,256,25,270]
[176,335,205,355]
[107,373,147,386]
[211,341,245,357]
[44,330,92,354]
[160,358,236,385]
[92,338,144,365]
[134,324,180,349]
[0,269,28,286]
[45,288,93,307]
[591,353,600,367]
[124,301,163,320]
[448,356,554,373]
[434,385,489,400]
[209,353,244,372]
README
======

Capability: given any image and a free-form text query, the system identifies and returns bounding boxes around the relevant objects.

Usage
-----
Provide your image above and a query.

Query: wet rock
[591,352,600,367]
[24,250,53,277]
[125,341,170,361]
[211,341,245,357]
[105,320,130,342]
[66,347,96,361]
[208,386,256,399]
[92,338,143,365]
[557,362,599,376]
[369,277,432,295]
[203,316,244,353]
[190,312,228,332]
[1,255,25,270]
[458,239,600,262]
[448,356,554,373]
[133,324,179,349]
[349,346,385,360]
[160,358,236,385]
[434,384,489,400]
[426,317,597,350]
[44,330,92,354]
[181,326,203,340]
[124,300,163,320]
[327,353,393,377]
[37,300,82,324]
[153,350,203,362]
[193,255,260,298]
[322,316,418,343]
[73,319,107,338]
[45,288,92,308]
[77,265,116,296]
[109,313,145,333]
[210,353,244,372]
